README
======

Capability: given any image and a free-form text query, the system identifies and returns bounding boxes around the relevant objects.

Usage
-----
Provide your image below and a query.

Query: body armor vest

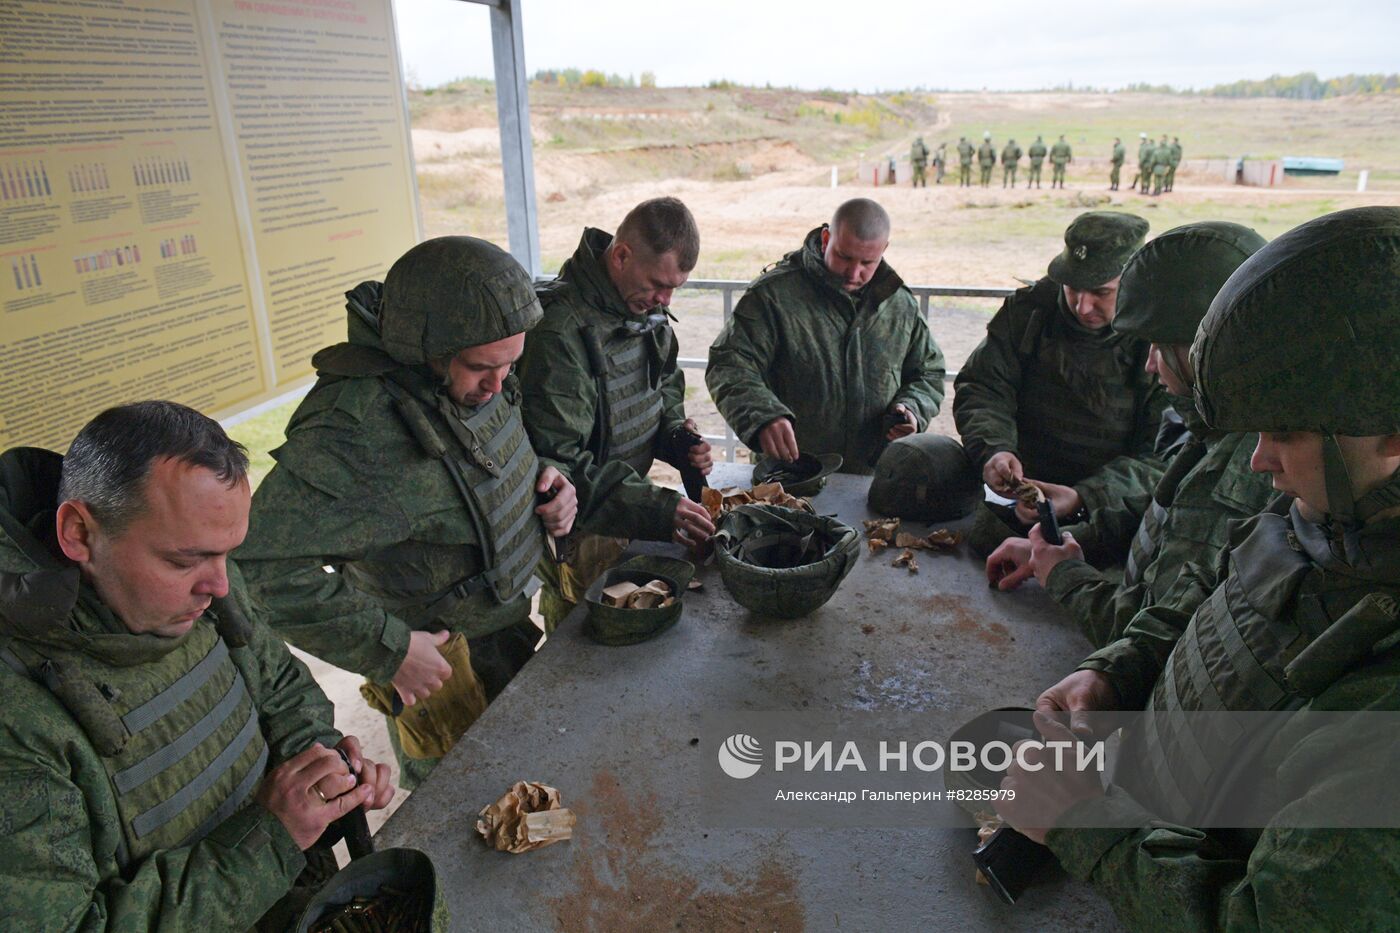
[362,377,546,620]
[1123,438,1209,586]
[594,321,666,475]
[3,621,266,869]
[1015,301,1148,486]
[1116,504,1396,825]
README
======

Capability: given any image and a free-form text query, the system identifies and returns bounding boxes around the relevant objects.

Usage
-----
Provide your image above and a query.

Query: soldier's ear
[55,500,98,564]
[610,240,632,273]
[820,227,830,253]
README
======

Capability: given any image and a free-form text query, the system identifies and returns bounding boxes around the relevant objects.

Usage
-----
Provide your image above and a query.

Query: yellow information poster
[0,0,420,450]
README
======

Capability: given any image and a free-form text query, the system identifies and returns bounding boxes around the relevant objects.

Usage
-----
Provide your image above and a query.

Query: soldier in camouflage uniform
[707,198,947,475]
[1151,134,1172,195]
[1132,131,1151,192]
[518,198,714,631]
[954,212,1167,554]
[1049,134,1073,188]
[1027,135,1047,188]
[977,131,997,187]
[910,136,929,187]
[1166,135,1182,192]
[998,205,1400,932]
[986,222,1275,648]
[1001,138,1022,187]
[237,237,578,790]
[0,401,395,929]
[957,136,975,187]
[1108,137,1125,190]
[933,142,947,184]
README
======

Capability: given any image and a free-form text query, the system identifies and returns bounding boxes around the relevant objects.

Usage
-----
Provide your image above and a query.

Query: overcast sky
[392,0,1396,93]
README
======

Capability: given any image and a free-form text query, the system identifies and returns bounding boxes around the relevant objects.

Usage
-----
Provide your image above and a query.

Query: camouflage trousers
[1002,166,1017,186]
[959,164,972,186]
[1051,164,1067,187]
[912,164,927,186]
[1110,163,1122,188]
[1027,164,1042,186]
[979,164,994,186]
[1165,165,1177,191]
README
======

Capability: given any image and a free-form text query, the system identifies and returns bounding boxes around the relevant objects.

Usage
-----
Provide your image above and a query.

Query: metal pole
[485,0,541,276]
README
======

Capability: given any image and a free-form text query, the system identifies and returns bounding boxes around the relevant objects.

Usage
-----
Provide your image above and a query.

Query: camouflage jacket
[1047,420,1274,647]
[237,315,538,682]
[1001,143,1022,165]
[1169,141,1183,166]
[953,276,1168,491]
[957,140,976,164]
[518,228,686,540]
[0,447,336,931]
[977,141,997,166]
[1050,505,1400,930]
[1028,140,1048,164]
[1111,142,1126,166]
[706,226,946,474]
[910,140,929,166]
[1138,139,1154,167]
[1049,140,1073,164]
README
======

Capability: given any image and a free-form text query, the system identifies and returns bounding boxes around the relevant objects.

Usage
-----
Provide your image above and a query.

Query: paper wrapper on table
[476,781,577,853]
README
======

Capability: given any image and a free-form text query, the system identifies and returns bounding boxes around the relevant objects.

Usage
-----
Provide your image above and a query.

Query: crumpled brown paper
[974,812,1003,885]
[601,579,675,609]
[476,781,577,853]
[863,518,961,555]
[701,483,813,521]
[1013,481,1044,506]
[892,549,919,573]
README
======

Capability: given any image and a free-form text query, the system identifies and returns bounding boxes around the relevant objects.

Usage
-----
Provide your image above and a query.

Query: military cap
[583,555,695,646]
[1113,222,1267,345]
[1046,211,1150,290]
[751,452,843,498]
[1193,206,1400,436]
[867,434,981,522]
[380,236,543,365]
[714,504,860,619]
[296,844,444,931]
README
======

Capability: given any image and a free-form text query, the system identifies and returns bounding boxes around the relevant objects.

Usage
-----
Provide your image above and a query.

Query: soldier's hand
[392,629,452,708]
[885,404,918,441]
[1013,479,1082,525]
[535,467,577,536]
[995,716,1104,845]
[683,419,713,475]
[983,451,1024,494]
[1034,668,1118,741]
[758,418,799,462]
[1027,522,1084,588]
[256,744,373,850]
[673,497,716,546]
[985,537,1035,591]
[336,736,397,811]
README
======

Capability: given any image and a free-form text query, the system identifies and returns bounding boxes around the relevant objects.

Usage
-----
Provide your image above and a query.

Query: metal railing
[674,278,1015,463]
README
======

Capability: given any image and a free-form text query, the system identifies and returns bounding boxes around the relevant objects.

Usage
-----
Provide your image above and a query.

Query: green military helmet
[867,434,981,522]
[1046,211,1149,291]
[380,236,543,365]
[714,504,860,619]
[583,554,695,646]
[1193,206,1400,437]
[1193,206,1400,525]
[1113,221,1267,345]
[751,452,843,497]
[296,846,447,932]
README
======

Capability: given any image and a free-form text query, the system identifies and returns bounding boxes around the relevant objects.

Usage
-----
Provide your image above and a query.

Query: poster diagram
[0,0,421,450]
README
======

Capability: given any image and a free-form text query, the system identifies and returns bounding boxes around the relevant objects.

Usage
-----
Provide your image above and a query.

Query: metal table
[378,465,1122,931]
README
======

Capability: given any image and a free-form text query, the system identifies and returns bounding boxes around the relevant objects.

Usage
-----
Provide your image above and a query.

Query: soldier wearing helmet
[238,236,577,788]
[998,207,1400,928]
[985,221,1276,648]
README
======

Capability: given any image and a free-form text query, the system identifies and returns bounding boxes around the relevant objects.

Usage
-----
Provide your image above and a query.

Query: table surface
[377,465,1123,932]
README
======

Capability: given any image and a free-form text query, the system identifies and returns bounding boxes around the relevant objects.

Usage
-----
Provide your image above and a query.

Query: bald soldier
[977,132,997,187]
[1027,135,1047,188]
[707,198,946,474]
[1001,138,1022,188]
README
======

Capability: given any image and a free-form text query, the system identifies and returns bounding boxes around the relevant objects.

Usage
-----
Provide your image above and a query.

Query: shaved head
[830,198,890,245]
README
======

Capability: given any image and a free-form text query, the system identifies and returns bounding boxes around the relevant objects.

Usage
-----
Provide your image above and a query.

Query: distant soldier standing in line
[910,136,929,188]
[1027,135,1047,188]
[977,132,996,187]
[1109,137,1125,190]
[1151,134,1171,196]
[1166,136,1182,192]
[1134,131,1152,192]
[957,136,975,187]
[1001,138,1023,188]
[1049,134,1073,188]
[933,142,947,184]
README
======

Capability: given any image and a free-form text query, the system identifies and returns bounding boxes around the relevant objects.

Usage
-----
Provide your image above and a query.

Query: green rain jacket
[1047,404,1274,647]
[1029,139,1048,165]
[706,226,946,474]
[1049,503,1400,931]
[1050,140,1073,165]
[237,308,539,684]
[518,228,686,541]
[953,276,1168,494]
[0,447,337,931]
